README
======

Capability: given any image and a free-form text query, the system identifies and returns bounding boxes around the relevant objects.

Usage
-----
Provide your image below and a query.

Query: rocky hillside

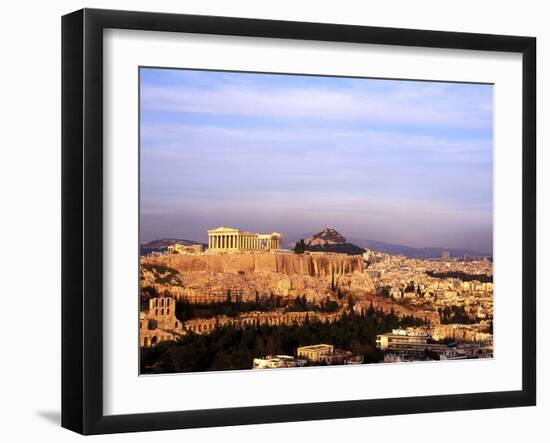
[141,252,374,304]
[305,227,347,245]
[304,227,365,256]
[144,252,364,279]
[140,262,183,287]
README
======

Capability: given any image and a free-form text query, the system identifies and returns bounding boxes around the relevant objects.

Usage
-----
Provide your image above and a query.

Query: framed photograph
[62,8,536,435]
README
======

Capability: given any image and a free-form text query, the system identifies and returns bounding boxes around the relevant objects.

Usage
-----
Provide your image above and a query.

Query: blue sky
[140,68,493,253]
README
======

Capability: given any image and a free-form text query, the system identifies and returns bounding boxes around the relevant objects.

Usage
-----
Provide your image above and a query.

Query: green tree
[294,239,306,254]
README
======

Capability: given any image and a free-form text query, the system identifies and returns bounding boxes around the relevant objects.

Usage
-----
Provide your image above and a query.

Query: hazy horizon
[140,68,493,254]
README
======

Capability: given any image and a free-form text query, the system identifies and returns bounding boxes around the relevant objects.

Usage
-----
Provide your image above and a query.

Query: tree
[294,239,306,254]
[367,301,375,317]
[347,295,355,313]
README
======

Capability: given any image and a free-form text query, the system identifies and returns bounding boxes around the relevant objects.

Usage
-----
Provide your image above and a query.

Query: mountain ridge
[353,238,490,259]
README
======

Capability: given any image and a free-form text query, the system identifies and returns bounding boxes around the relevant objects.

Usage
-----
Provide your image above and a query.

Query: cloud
[140,122,492,161]
[141,80,493,130]
[138,69,493,252]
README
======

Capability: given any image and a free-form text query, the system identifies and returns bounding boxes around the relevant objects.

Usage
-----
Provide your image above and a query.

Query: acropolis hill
[141,250,374,303]
[147,250,363,277]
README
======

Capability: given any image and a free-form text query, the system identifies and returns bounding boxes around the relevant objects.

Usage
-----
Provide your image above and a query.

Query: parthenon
[207,227,283,252]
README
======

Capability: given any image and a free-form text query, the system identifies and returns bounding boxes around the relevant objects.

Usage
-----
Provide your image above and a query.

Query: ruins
[207,227,283,252]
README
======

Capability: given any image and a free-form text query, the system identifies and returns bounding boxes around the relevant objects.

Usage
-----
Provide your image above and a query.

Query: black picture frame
[62,8,536,435]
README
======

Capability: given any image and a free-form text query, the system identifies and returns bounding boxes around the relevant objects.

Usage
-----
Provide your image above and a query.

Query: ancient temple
[207,227,283,252]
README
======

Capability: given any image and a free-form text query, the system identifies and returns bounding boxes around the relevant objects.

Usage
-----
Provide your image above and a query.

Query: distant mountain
[303,227,365,256]
[305,227,347,246]
[355,238,489,259]
[140,238,206,255]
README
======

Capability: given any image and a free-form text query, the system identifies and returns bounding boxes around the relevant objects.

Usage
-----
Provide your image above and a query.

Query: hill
[303,227,365,256]
[304,227,347,245]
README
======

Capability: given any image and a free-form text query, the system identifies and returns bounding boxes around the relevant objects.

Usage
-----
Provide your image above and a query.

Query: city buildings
[252,355,307,369]
[253,345,364,369]
[297,344,335,362]
[376,327,493,361]
[297,344,364,365]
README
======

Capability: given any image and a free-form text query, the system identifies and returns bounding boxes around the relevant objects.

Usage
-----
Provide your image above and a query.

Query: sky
[140,67,494,253]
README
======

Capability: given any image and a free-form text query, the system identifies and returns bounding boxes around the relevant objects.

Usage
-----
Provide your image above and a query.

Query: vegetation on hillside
[304,243,365,256]
[140,307,426,373]
[175,292,345,321]
[438,305,478,324]
[427,271,492,283]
